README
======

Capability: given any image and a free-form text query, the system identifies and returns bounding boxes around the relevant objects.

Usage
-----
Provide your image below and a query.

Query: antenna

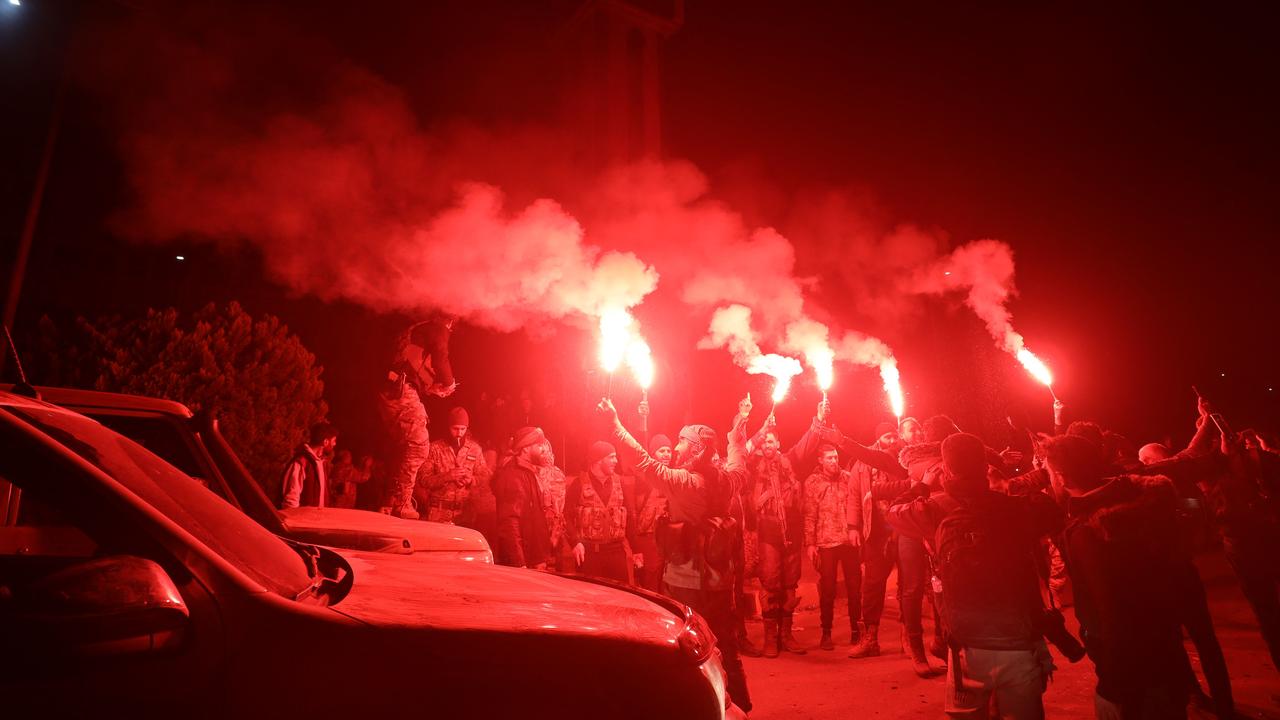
[2,325,40,399]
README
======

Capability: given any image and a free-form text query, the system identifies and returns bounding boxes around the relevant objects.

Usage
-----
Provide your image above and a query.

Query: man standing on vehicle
[494,426,553,570]
[377,316,457,520]
[599,395,753,714]
[564,441,639,583]
[415,406,490,524]
[278,423,338,509]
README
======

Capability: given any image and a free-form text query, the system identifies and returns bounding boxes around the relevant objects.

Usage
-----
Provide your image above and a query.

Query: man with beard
[599,395,753,714]
[415,407,490,525]
[745,401,828,657]
[376,316,457,520]
[277,423,339,509]
[632,434,673,591]
[493,426,553,570]
[564,441,639,583]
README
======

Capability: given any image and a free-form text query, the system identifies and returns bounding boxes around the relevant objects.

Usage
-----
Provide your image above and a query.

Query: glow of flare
[748,354,804,404]
[626,339,654,390]
[598,308,634,374]
[880,361,905,419]
[807,345,835,393]
[1016,348,1053,387]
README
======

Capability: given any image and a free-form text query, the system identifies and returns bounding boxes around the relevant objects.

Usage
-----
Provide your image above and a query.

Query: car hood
[280,507,490,556]
[329,551,683,648]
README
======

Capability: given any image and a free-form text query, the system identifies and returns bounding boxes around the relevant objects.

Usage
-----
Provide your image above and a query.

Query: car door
[0,425,229,716]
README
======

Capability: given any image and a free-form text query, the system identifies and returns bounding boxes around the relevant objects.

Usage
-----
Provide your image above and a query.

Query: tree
[29,302,328,485]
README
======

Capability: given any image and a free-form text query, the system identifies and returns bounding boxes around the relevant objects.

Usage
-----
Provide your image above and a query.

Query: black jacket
[1060,475,1189,705]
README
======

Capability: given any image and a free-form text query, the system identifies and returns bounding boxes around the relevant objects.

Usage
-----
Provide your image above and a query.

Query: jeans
[860,530,897,626]
[818,544,861,631]
[898,534,930,636]
[945,644,1050,720]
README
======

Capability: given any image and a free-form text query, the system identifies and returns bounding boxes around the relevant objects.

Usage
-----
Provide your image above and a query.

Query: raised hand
[597,397,618,422]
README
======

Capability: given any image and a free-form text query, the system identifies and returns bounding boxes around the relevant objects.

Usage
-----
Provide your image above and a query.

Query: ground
[739,551,1279,719]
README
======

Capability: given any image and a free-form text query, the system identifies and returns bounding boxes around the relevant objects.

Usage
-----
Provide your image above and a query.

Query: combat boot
[392,502,420,520]
[780,615,807,655]
[848,623,880,658]
[763,619,780,658]
[850,621,862,647]
[737,629,763,658]
[819,630,834,651]
[908,633,940,678]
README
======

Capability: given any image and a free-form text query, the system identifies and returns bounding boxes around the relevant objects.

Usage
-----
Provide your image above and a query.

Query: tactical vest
[575,472,628,543]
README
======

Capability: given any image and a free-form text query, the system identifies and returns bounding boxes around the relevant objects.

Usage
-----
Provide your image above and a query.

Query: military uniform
[377,319,455,518]
[564,469,637,583]
[415,436,490,524]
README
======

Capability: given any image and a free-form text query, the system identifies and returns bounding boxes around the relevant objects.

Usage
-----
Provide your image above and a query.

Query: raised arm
[600,398,703,492]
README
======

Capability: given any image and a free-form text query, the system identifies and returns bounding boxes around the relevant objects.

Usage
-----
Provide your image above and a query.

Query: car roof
[0,385,193,418]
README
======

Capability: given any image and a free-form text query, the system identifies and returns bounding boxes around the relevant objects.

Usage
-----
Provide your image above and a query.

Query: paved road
[738,551,1279,719]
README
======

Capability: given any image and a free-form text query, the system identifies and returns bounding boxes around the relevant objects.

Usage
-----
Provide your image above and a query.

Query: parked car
[0,390,739,718]
[1,384,491,563]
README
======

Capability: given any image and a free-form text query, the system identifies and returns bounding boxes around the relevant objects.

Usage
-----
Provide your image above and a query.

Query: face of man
[450,425,468,443]
[594,452,619,477]
[900,421,922,445]
[654,445,673,464]
[673,438,691,465]
[819,449,840,476]
[876,431,899,449]
[761,432,781,458]
[523,441,550,467]
[321,435,338,456]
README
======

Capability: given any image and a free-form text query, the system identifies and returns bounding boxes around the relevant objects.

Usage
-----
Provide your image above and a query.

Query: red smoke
[85,7,1037,385]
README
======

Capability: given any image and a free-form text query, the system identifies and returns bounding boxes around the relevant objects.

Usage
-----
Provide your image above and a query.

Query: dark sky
[3,0,1278,462]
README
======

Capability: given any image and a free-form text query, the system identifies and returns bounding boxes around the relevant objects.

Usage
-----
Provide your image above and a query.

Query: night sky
[3,1,1278,466]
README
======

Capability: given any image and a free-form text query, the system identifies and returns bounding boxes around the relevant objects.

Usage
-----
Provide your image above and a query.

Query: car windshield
[5,403,312,600]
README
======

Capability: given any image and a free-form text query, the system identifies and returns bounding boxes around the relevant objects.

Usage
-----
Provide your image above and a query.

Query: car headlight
[676,607,715,664]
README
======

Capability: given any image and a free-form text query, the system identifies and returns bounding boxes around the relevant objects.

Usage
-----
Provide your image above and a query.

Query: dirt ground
[739,551,1279,719]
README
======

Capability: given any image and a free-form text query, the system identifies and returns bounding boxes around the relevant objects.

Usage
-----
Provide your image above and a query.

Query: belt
[428,499,464,511]
[583,539,625,553]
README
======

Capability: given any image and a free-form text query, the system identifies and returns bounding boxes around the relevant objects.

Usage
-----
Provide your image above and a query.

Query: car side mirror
[1,555,189,658]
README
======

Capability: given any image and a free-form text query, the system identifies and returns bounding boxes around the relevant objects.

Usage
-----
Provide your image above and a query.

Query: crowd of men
[274,319,1279,719]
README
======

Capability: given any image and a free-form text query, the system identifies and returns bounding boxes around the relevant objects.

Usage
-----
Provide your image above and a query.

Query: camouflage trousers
[377,383,430,509]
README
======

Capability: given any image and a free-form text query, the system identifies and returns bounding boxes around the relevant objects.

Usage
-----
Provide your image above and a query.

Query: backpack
[931,494,1040,650]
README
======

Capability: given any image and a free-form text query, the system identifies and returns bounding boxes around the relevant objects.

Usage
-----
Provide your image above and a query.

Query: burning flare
[748,354,804,404]
[1016,348,1053,387]
[626,338,655,390]
[598,308,634,374]
[880,361,905,419]
[808,345,835,393]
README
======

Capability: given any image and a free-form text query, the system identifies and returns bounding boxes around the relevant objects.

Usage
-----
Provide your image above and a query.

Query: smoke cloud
[86,6,1036,385]
[912,238,1026,353]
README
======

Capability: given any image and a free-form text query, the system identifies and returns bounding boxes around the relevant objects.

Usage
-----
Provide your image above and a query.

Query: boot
[763,620,780,658]
[908,633,939,678]
[850,621,862,647]
[737,629,763,658]
[819,630,834,651]
[392,502,419,520]
[780,615,807,655]
[848,623,880,658]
